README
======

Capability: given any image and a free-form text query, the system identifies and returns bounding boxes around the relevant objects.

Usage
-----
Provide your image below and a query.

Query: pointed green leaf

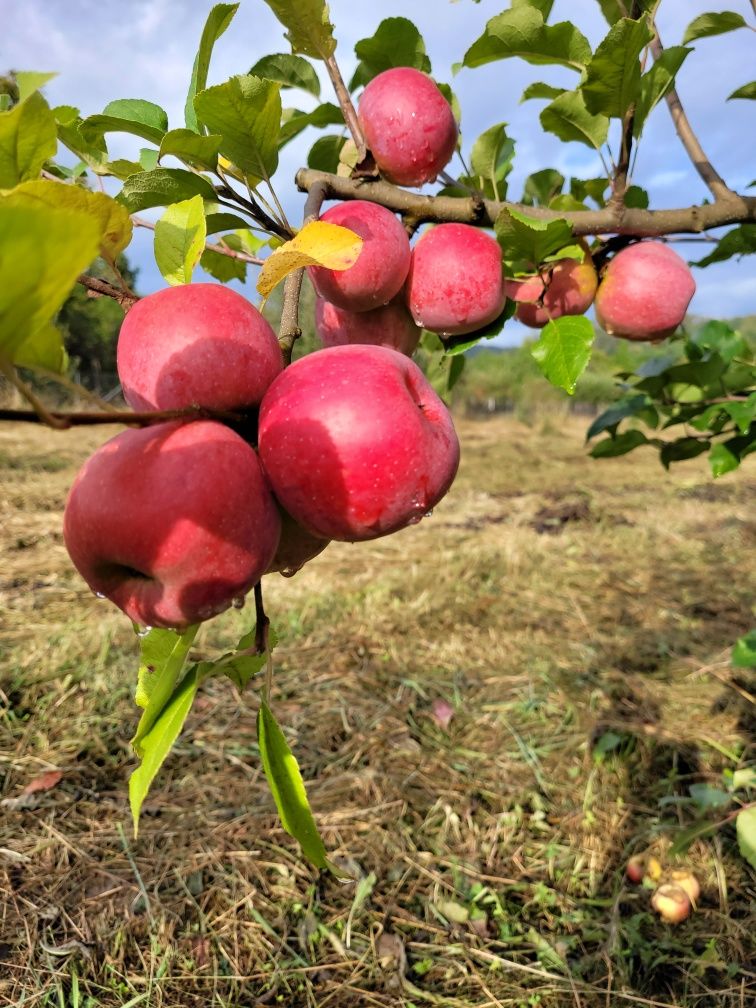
[540,89,609,149]
[81,99,168,146]
[523,167,565,206]
[513,0,555,18]
[709,442,739,478]
[635,46,691,135]
[159,128,222,170]
[249,53,321,98]
[586,394,652,440]
[520,82,566,102]
[132,626,199,740]
[12,322,68,373]
[590,429,649,457]
[194,75,281,185]
[349,17,431,89]
[118,168,217,212]
[531,314,594,393]
[582,17,653,119]
[683,11,747,45]
[736,806,756,870]
[0,90,57,187]
[307,134,344,173]
[280,102,343,144]
[570,177,608,206]
[495,207,575,271]
[103,98,168,131]
[205,211,252,234]
[15,71,57,103]
[263,0,336,60]
[690,224,756,267]
[185,3,240,132]
[154,194,207,286]
[728,81,756,101]
[470,123,515,201]
[200,247,247,282]
[596,0,655,24]
[732,630,756,668]
[463,7,591,72]
[257,700,331,870]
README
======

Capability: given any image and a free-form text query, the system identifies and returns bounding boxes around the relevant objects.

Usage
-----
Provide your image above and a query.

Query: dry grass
[1,414,754,1007]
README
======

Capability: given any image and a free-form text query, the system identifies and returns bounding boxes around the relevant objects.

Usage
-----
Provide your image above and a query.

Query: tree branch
[77,272,139,308]
[0,405,247,430]
[650,28,735,203]
[324,54,365,160]
[296,168,756,236]
[131,216,265,266]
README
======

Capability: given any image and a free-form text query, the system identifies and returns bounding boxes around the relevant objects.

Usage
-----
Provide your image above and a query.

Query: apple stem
[324,53,366,161]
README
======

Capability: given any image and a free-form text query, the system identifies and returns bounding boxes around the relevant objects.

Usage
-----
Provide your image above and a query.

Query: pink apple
[64,420,281,629]
[595,242,695,341]
[357,67,458,187]
[406,223,506,336]
[258,345,460,541]
[651,883,692,924]
[265,509,330,577]
[117,283,282,411]
[308,201,411,312]
[315,296,420,356]
[505,256,598,329]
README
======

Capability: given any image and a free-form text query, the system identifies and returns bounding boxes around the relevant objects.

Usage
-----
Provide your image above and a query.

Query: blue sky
[3,0,755,343]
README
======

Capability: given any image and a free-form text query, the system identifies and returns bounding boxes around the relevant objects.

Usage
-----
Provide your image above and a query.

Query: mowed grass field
[1,413,754,1008]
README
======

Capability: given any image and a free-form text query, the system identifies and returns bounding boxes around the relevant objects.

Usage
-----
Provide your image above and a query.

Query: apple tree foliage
[1,0,755,870]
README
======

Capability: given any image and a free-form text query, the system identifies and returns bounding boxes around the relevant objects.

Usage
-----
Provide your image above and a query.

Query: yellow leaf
[256,220,362,298]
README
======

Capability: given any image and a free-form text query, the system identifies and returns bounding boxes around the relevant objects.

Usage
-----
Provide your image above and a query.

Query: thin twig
[296,168,756,236]
[0,405,247,429]
[0,361,69,430]
[131,216,265,266]
[77,272,139,307]
[324,53,365,159]
[608,3,642,214]
[650,26,735,202]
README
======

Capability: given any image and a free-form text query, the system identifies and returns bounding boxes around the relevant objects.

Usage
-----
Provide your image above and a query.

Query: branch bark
[0,405,247,429]
[296,168,756,236]
[324,54,365,160]
[77,272,139,308]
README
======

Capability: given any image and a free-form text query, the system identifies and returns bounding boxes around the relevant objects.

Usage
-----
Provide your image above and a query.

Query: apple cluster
[64,281,460,631]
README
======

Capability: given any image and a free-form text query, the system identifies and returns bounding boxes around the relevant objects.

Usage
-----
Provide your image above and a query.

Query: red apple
[357,67,458,187]
[63,420,281,629]
[626,855,646,884]
[406,223,506,336]
[308,201,411,312]
[595,242,695,341]
[258,345,460,541]
[651,883,692,924]
[117,283,282,411]
[315,296,420,356]
[265,509,330,577]
[505,256,598,328]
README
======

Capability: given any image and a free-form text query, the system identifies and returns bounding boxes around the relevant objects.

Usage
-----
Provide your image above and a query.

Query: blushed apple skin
[357,67,458,187]
[406,223,506,336]
[117,283,282,411]
[308,201,411,312]
[265,509,330,576]
[315,296,421,356]
[651,883,692,924]
[63,420,281,629]
[258,345,460,542]
[595,242,696,342]
[505,257,598,329]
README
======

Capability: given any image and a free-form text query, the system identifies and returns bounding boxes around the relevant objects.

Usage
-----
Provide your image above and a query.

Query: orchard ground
[1,412,754,1008]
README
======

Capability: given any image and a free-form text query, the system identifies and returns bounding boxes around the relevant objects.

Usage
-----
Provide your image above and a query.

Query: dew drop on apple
[423,509,434,519]
[94,591,106,599]
[136,625,153,638]
[281,565,301,578]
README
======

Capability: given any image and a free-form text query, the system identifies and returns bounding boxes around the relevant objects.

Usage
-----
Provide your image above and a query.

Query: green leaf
[586,394,652,439]
[0,91,57,187]
[540,90,609,149]
[349,17,431,89]
[194,75,281,186]
[249,53,321,98]
[57,115,111,174]
[185,3,240,132]
[257,700,332,870]
[51,104,79,125]
[81,99,169,147]
[263,0,336,60]
[129,664,202,835]
[118,168,217,212]
[732,768,756,791]
[442,301,516,355]
[495,207,575,271]
[463,7,591,72]
[596,0,655,24]
[513,0,555,19]
[689,783,732,809]
[14,71,57,103]
[668,818,720,857]
[522,168,564,206]
[205,211,252,234]
[660,437,709,468]
[520,82,566,102]
[635,46,691,135]
[728,81,756,101]
[307,134,344,173]
[736,806,756,870]
[134,627,196,710]
[470,123,514,201]
[154,195,207,286]
[682,11,747,45]
[159,128,222,170]
[709,442,740,478]
[570,176,608,205]
[624,185,649,209]
[590,429,649,457]
[691,224,756,267]
[582,17,653,119]
[12,322,68,372]
[279,102,343,144]
[732,630,756,668]
[103,98,168,132]
[200,247,246,282]
[0,203,100,372]
[688,320,748,363]
[531,315,594,394]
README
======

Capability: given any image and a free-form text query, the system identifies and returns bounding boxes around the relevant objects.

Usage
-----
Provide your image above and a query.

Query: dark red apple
[308,200,411,312]
[505,256,598,328]
[258,345,460,541]
[63,420,281,629]
[406,223,506,336]
[357,67,458,187]
[265,509,330,577]
[315,296,420,356]
[117,283,282,411]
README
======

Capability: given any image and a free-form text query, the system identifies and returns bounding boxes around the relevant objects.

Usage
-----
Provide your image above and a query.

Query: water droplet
[136,625,153,638]
[281,565,301,578]
[423,509,434,519]
[232,595,245,609]
[94,591,106,599]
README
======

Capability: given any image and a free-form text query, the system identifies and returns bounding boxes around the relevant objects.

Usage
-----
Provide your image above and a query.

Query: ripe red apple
[357,67,458,187]
[63,420,281,629]
[406,223,506,336]
[265,509,330,577]
[595,241,695,341]
[505,256,598,329]
[651,883,692,924]
[258,345,460,541]
[308,201,411,312]
[626,855,646,884]
[117,283,282,411]
[315,296,420,356]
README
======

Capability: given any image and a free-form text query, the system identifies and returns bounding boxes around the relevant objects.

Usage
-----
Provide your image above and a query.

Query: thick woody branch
[77,272,139,308]
[296,169,756,236]
[0,405,246,430]
[650,29,735,203]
